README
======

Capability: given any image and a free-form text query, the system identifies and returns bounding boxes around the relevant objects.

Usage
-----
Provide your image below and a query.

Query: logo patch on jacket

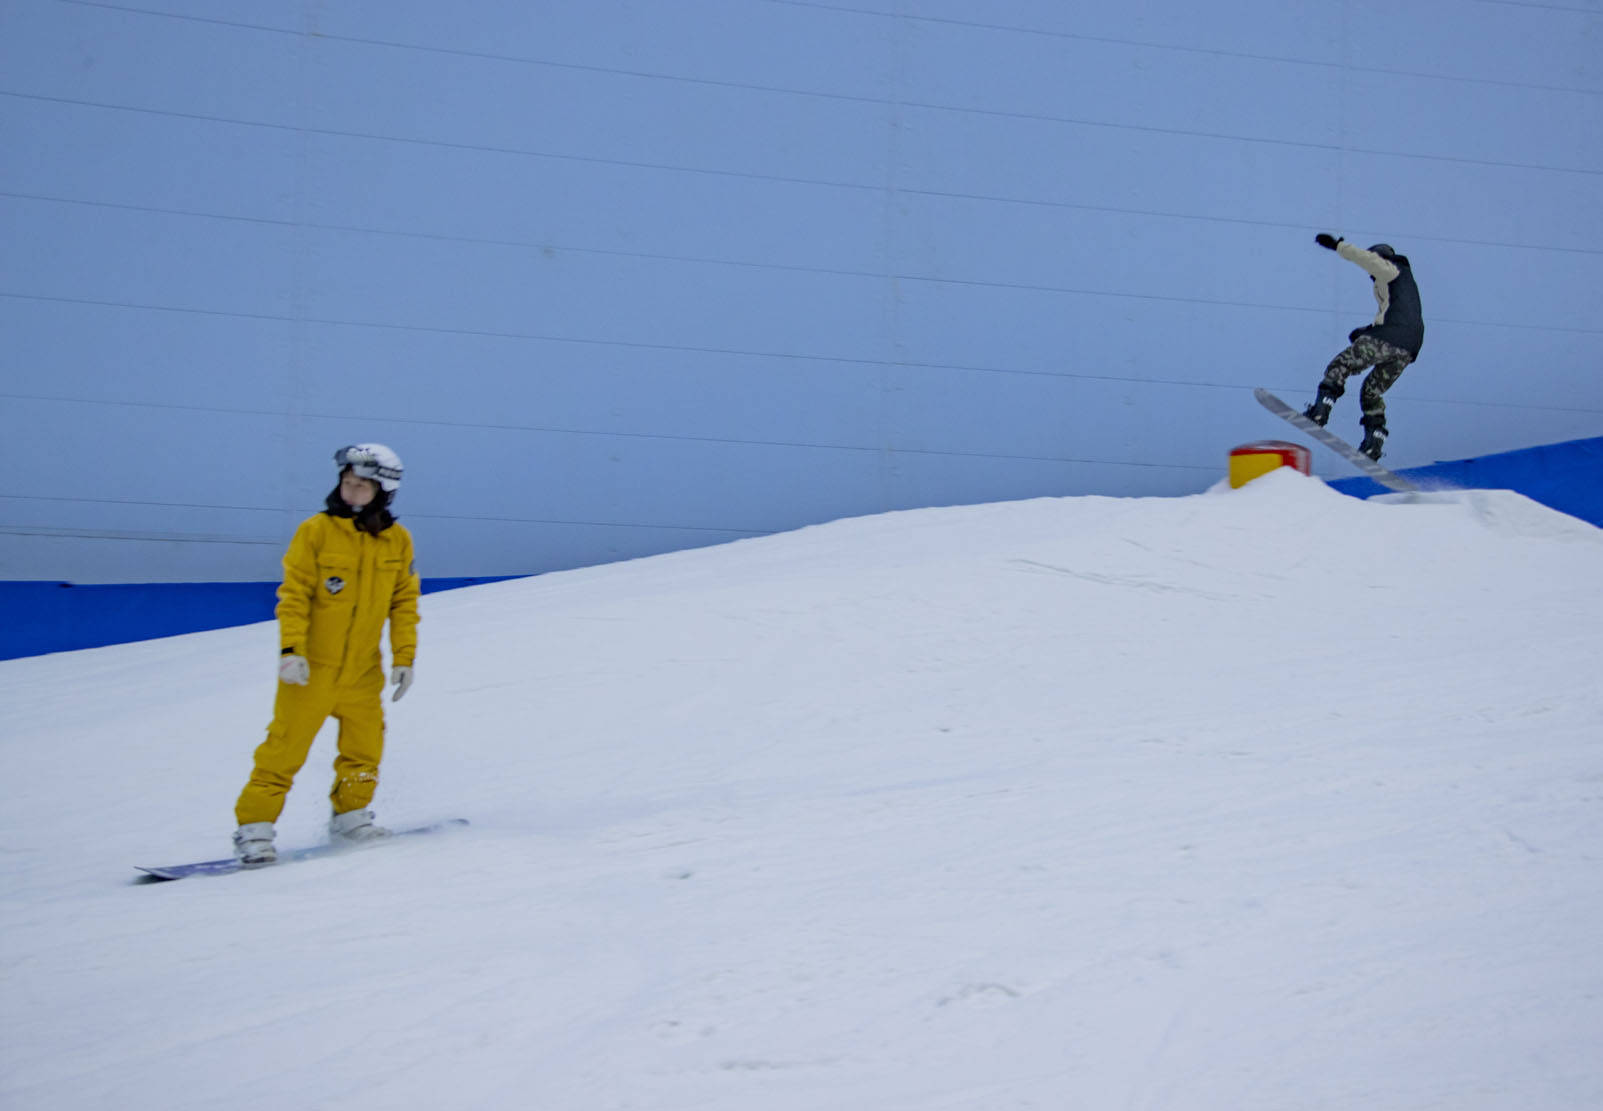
[324,576,346,596]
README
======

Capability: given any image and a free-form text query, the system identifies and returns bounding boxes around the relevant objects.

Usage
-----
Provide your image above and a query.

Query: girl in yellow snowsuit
[232,444,420,866]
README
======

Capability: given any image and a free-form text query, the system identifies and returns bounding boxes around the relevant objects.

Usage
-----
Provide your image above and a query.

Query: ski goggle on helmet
[334,443,403,493]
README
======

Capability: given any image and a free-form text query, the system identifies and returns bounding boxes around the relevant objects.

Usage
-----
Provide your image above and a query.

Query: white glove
[390,665,414,702]
[278,654,310,685]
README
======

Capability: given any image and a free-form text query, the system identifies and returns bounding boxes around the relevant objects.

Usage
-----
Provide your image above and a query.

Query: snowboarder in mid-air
[230,443,420,867]
[1303,233,1423,461]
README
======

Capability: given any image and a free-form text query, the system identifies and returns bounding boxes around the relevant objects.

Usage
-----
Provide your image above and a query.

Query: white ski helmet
[334,443,403,493]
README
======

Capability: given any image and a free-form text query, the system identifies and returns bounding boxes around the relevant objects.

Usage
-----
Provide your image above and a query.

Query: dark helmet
[1368,243,1396,259]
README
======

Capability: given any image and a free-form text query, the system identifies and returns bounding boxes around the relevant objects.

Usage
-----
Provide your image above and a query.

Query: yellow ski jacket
[276,512,420,683]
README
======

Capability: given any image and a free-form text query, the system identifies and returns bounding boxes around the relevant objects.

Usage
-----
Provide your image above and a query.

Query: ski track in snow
[2,472,1602,1110]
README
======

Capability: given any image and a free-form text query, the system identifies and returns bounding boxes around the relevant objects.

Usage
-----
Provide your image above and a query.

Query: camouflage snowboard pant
[1319,334,1413,430]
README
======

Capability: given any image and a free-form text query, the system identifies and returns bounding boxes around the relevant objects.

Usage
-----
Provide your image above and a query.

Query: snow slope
[3,471,1601,1110]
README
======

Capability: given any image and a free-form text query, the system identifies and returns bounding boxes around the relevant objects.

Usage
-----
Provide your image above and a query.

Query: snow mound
[3,476,1601,1111]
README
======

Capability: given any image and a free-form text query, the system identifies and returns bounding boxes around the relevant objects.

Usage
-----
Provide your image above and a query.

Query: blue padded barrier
[0,577,520,661]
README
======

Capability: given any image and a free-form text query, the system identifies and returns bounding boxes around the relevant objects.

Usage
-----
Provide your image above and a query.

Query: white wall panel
[3,0,1599,584]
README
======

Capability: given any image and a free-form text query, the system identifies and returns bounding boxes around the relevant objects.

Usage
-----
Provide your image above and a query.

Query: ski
[1254,388,1418,493]
[136,818,469,882]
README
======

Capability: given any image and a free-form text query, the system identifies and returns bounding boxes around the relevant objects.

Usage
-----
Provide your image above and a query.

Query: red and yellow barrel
[1228,440,1312,488]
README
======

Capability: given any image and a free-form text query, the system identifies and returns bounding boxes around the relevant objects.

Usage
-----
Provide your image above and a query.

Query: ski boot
[232,822,277,868]
[329,807,392,844]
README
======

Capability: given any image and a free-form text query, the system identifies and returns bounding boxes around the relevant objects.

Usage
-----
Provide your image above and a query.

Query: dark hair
[324,485,396,535]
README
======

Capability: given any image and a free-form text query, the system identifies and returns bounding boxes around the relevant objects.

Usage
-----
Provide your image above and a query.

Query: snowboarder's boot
[329,807,392,844]
[232,821,277,868]
[1358,416,1388,461]
[1303,387,1337,427]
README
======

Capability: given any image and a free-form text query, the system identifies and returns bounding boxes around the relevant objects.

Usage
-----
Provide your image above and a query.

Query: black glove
[1315,233,1342,250]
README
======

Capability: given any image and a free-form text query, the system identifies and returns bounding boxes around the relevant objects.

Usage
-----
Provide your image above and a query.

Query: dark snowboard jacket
[1338,241,1424,358]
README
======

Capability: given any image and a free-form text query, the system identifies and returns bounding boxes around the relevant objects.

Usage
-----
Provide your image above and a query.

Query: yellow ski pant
[235,664,386,825]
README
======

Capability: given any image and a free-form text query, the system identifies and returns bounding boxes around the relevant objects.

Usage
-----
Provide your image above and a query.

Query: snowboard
[136,818,469,882]
[1253,388,1419,493]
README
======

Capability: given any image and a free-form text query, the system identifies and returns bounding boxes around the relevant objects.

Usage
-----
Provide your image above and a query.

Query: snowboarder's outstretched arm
[1314,233,1399,282]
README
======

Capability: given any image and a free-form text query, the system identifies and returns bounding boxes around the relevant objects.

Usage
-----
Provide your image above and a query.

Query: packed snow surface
[3,471,1601,1110]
